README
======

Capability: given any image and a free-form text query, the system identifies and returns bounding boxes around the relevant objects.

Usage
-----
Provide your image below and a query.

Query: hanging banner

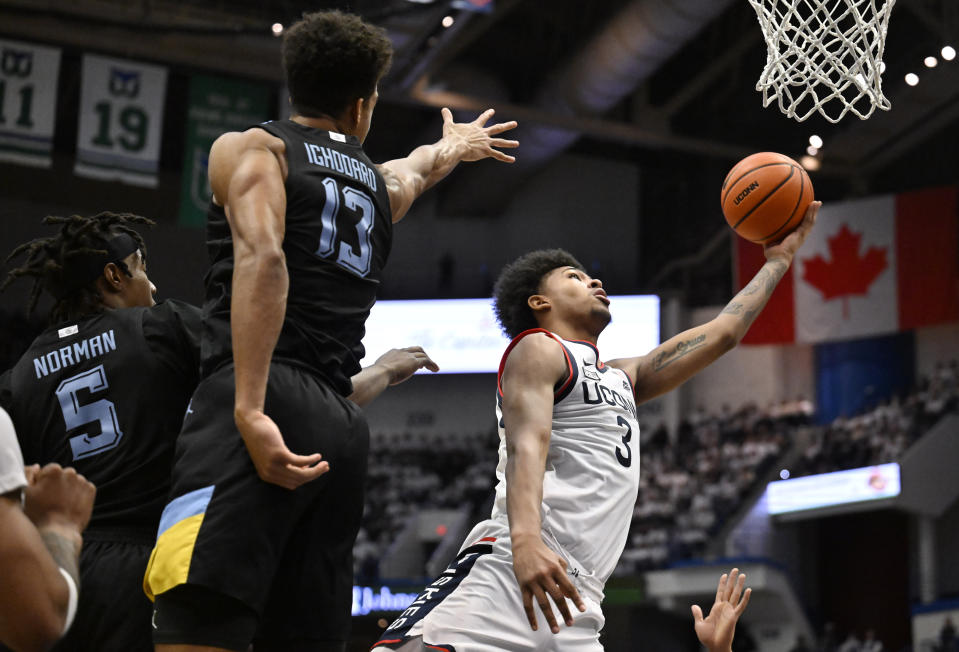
[0,39,61,168]
[75,54,167,187]
[179,75,269,226]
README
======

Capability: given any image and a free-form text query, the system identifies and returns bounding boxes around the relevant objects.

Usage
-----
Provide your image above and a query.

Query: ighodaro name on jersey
[581,380,637,420]
[32,330,117,379]
[303,143,378,192]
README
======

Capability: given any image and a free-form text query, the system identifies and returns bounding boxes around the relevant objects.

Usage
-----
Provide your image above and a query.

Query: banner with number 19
[75,54,167,188]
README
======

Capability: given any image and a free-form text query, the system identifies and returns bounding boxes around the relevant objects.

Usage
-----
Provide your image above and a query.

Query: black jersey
[201,120,393,395]
[1,300,201,533]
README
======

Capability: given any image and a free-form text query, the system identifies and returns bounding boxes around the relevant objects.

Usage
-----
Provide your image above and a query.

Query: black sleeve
[141,300,203,387]
[0,369,10,412]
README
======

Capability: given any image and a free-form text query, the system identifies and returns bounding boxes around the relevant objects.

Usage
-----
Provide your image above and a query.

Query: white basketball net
[749,0,897,123]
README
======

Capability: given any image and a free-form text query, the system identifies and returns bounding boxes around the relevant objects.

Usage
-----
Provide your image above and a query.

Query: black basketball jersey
[201,119,393,395]
[1,300,201,533]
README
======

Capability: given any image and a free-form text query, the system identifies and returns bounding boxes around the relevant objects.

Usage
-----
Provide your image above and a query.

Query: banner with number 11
[0,38,61,168]
[75,54,167,188]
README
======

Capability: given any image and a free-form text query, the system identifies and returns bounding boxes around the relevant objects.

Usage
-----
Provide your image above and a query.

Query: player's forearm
[403,138,466,195]
[230,248,288,415]
[715,256,791,343]
[347,365,391,407]
[505,435,549,544]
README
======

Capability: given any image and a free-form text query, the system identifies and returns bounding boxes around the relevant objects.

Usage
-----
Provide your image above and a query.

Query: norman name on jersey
[32,329,117,379]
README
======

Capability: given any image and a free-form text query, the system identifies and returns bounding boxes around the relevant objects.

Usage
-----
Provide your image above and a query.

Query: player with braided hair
[0,210,202,652]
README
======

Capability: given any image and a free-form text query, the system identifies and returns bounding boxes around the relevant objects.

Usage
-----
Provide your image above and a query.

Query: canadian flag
[736,186,959,345]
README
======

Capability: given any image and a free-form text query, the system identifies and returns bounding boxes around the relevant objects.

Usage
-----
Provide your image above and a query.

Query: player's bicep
[377,160,420,223]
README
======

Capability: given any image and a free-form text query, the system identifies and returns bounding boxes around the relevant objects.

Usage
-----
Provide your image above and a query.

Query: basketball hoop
[749,0,898,123]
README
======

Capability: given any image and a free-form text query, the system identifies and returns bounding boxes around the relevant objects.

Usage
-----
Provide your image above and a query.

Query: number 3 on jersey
[56,364,124,460]
[316,177,375,277]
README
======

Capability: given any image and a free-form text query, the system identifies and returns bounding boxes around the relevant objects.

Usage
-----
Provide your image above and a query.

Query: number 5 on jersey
[56,364,124,460]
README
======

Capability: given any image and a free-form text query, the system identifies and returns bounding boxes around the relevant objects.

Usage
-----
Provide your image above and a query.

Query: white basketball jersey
[490,328,641,591]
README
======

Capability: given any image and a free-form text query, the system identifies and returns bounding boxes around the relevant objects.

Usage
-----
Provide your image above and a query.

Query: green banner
[179,75,269,226]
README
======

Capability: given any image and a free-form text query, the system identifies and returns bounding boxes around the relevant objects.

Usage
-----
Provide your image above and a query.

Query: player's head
[2,211,156,324]
[282,10,393,143]
[493,249,611,338]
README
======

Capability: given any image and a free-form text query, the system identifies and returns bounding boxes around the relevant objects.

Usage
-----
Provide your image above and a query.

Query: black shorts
[53,534,154,652]
[144,362,369,647]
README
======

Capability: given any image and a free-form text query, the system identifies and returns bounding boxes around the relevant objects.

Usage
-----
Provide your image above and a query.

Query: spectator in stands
[940,617,956,652]
[839,630,862,652]
[0,407,96,651]
[861,629,883,652]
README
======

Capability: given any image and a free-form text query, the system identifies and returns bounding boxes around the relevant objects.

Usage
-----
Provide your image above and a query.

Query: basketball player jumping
[373,201,820,651]
[143,9,517,652]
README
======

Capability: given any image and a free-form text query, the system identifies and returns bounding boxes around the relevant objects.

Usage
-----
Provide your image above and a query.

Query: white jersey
[490,328,641,596]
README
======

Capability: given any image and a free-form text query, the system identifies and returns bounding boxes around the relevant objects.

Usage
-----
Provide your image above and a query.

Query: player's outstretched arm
[0,463,95,652]
[501,334,586,635]
[376,107,518,222]
[348,346,439,407]
[692,568,752,652]
[210,130,328,490]
[609,201,820,404]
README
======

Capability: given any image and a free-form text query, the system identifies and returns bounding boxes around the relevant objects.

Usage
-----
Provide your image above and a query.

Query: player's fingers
[472,108,495,125]
[24,464,40,482]
[285,461,330,487]
[489,138,519,148]
[547,584,575,626]
[283,451,324,468]
[421,354,440,372]
[691,605,704,623]
[555,572,586,612]
[534,586,560,634]
[487,120,518,134]
[521,589,538,631]
[715,573,728,604]
[441,107,454,124]
[729,571,745,605]
[736,588,752,615]
[489,149,516,163]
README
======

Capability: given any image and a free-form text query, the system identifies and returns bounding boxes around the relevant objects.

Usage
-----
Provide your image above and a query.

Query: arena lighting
[767,463,901,515]
[806,145,819,156]
[808,134,823,148]
[924,56,938,68]
[942,46,957,61]
[271,22,283,36]
[800,155,820,171]
[905,72,919,86]
[442,15,455,27]
[779,469,790,480]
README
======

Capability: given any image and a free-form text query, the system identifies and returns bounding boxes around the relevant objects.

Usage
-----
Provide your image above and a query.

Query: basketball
[721,152,814,244]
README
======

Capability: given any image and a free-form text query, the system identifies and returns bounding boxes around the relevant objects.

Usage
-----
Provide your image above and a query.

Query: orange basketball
[721,152,814,244]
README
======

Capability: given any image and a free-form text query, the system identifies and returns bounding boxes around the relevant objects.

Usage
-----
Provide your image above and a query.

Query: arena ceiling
[2,0,957,301]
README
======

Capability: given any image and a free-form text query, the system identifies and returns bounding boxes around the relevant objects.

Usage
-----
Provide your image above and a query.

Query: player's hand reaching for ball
[441,107,519,163]
[691,568,752,652]
[512,536,586,634]
[764,200,821,263]
[235,409,329,490]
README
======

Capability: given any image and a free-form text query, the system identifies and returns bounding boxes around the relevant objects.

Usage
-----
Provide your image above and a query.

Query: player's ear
[528,294,550,314]
[349,97,364,132]
[100,262,124,293]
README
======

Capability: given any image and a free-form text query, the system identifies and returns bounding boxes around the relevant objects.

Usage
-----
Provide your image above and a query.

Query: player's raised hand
[235,410,329,490]
[691,568,752,652]
[441,107,518,163]
[764,200,820,263]
[512,537,586,634]
[373,346,440,385]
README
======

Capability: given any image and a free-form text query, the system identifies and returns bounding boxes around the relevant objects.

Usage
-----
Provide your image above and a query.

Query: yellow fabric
[142,512,205,601]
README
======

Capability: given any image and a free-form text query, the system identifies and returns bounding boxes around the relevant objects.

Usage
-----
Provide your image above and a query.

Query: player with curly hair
[143,9,517,652]
[374,203,818,651]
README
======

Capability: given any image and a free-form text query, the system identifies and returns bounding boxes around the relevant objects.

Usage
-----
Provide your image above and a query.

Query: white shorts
[371,522,605,652]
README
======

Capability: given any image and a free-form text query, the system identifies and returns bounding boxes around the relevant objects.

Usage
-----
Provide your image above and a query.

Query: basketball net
[749,0,897,123]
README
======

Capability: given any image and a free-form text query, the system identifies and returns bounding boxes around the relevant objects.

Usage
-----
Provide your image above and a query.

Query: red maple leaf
[802,223,888,319]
